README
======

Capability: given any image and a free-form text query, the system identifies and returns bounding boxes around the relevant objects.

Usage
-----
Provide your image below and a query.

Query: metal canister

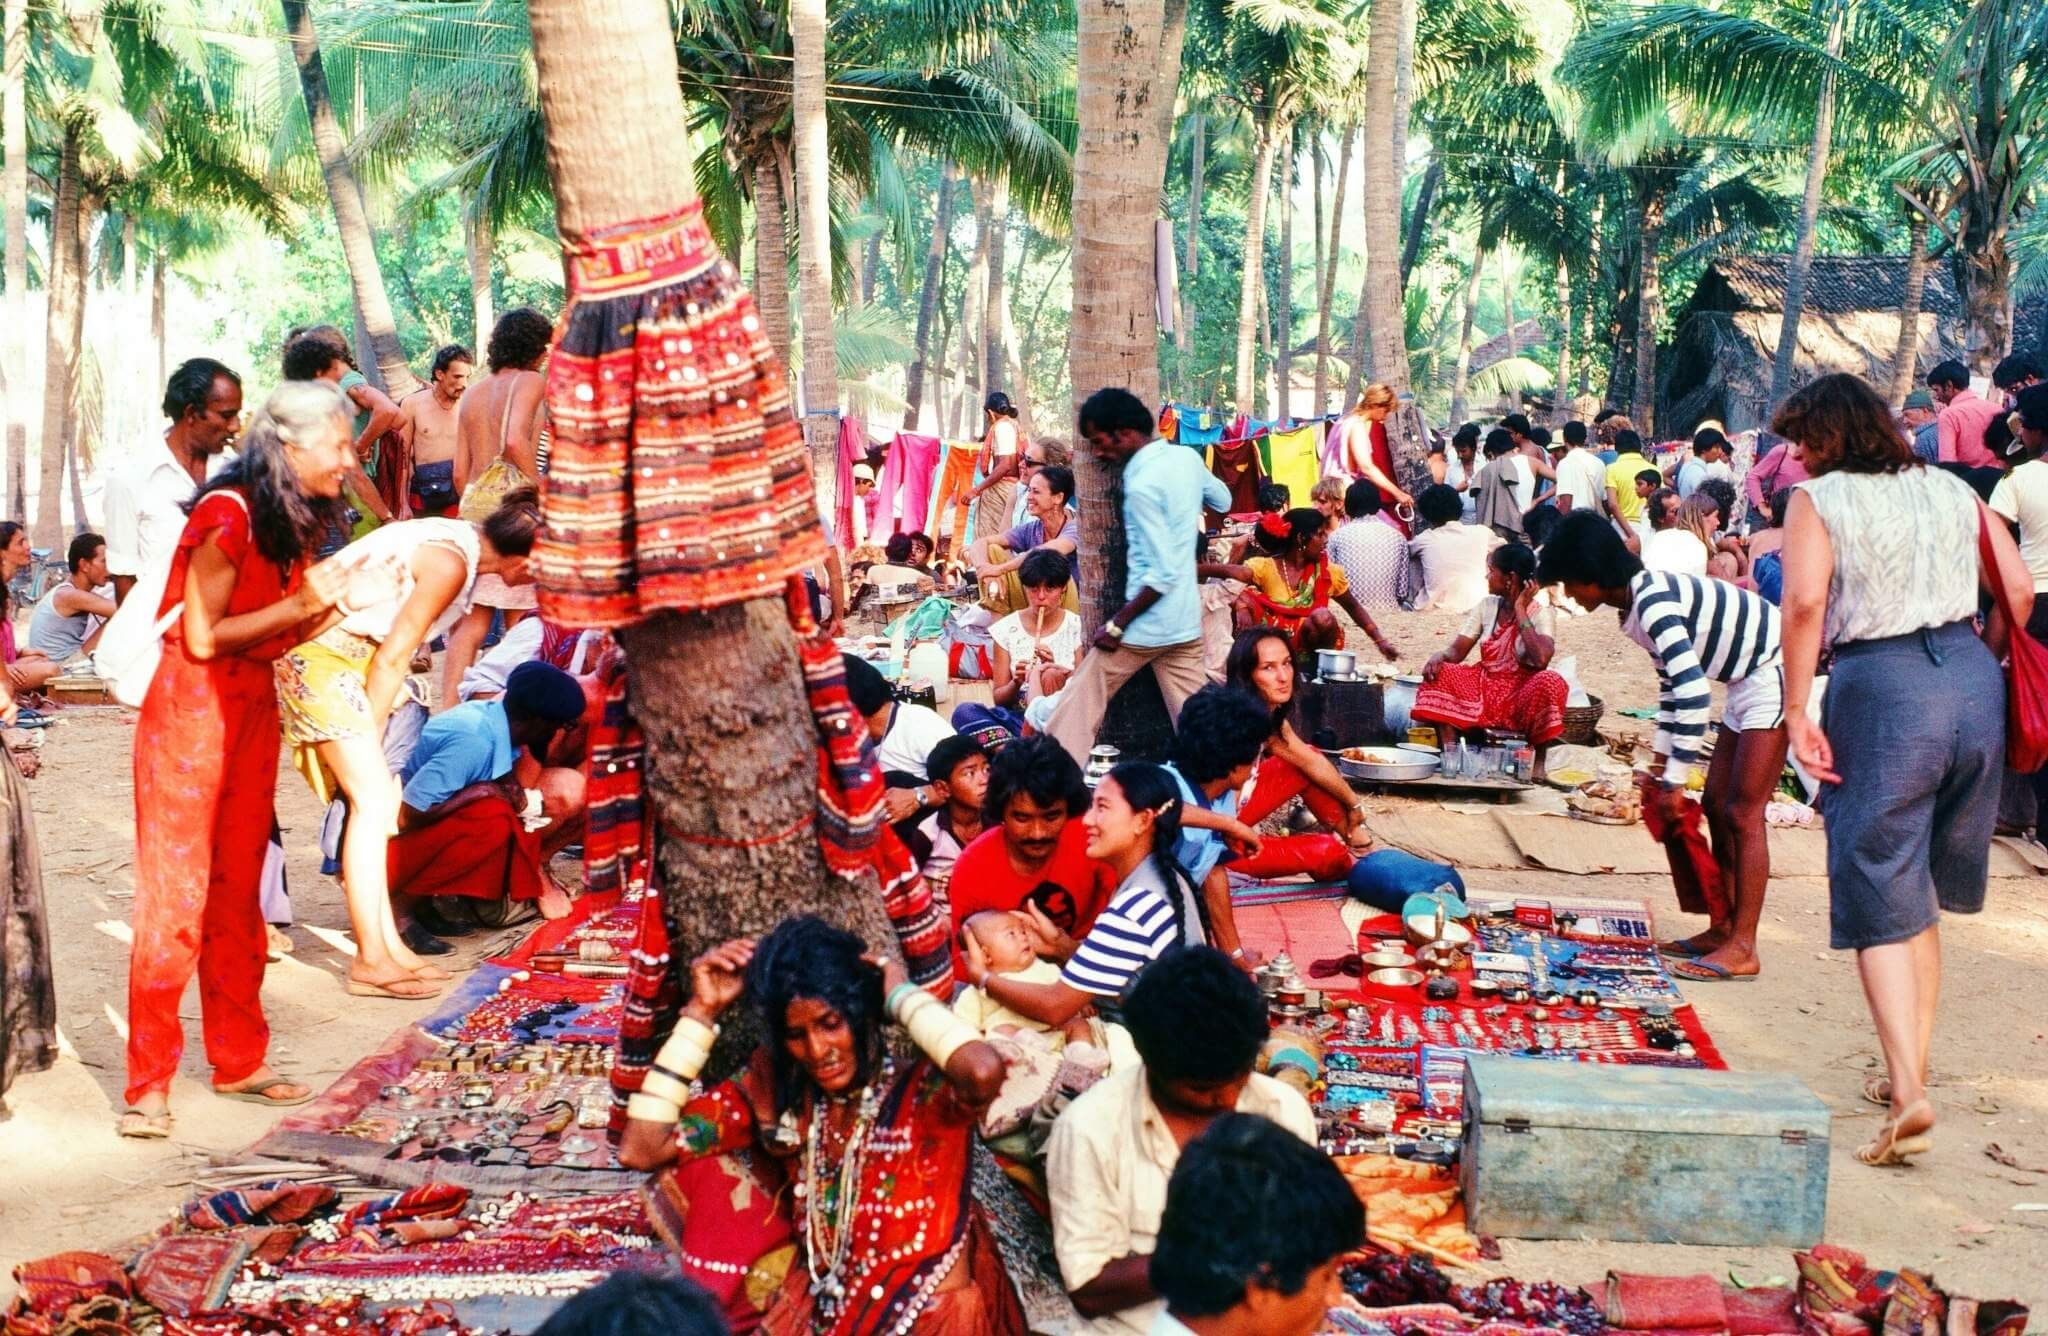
[1084,744,1121,788]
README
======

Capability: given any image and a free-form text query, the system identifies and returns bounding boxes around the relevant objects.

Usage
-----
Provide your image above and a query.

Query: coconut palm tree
[525,0,907,1009]
[3,0,26,519]
[790,0,838,518]
[280,0,418,398]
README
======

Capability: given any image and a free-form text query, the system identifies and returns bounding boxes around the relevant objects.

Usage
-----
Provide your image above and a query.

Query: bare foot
[538,879,575,921]
[347,968,442,1000]
[213,1068,314,1106]
[119,1093,174,1138]
[1658,929,1727,959]
[384,946,451,982]
[1672,944,1759,981]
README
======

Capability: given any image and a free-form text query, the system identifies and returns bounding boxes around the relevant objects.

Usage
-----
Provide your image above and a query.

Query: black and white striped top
[1622,571,1783,778]
[1059,861,1201,998]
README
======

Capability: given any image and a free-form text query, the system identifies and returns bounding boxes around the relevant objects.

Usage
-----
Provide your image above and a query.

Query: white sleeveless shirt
[334,517,482,644]
[1799,465,1979,647]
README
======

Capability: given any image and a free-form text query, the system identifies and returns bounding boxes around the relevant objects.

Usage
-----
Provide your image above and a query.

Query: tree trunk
[862,231,880,307]
[1449,239,1486,426]
[790,0,838,515]
[35,132,85,544]
[3,0,29,522]
[1310,130,1325,381]
[1502,250,1517,362]
[281,0,419,399]
[1256,262,1273,420]
[1399,155,1440,288]
[1071,0,1186,636]
[1553,252,1573,423]
[959,180,991,428]
[152,254,166,394]
[984,172,1011,396]
[1768,0,1843,409]
[904,161,955,431]
[1178,109,1205,359]
[524,0,890,1008]
[1886,210,1931,408]
[1361,0,1410,391]
[1630,181,1665,433]
[1234,121,1281,412]
[466,202,495,351]
[1390,0,1416,204]
[1315,124,1354,416]
[752,153,795,368]
[1275,137,1294,421]
[121,214,137,298]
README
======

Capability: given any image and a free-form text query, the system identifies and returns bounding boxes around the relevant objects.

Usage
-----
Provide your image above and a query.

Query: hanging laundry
[833,415,866,551]
[876,432,942,539]
[1157,404,1179,442]
[927,438,980,548]
[1180,418,1226,447]
[1208,438,1266,520]
[1266,424,1323,510]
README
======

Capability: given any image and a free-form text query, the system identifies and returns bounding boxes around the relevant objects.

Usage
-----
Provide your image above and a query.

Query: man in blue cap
[389,661,590,942]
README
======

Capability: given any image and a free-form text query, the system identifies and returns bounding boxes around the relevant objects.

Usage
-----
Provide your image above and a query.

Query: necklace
[800,1060,889,1321]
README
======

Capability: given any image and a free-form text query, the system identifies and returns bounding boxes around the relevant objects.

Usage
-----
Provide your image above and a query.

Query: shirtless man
[400,343,471,517]
[443,307,553,708]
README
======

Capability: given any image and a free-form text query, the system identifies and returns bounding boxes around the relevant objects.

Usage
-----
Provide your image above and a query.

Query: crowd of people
[1,282,2041,1334]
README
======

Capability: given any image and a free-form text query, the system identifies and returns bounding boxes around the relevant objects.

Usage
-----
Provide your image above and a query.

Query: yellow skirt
[274,628,421,805]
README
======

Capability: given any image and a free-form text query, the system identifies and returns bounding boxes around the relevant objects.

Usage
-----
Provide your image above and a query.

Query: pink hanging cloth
[834,415,866,551]
[876,432,943,539]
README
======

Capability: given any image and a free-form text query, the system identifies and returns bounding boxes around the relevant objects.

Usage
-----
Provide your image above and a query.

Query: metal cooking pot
[1382,674,1422,736]
[1316,648,1358,679]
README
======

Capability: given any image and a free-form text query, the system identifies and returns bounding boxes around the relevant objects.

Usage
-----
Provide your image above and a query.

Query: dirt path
[2,605,2044,1305]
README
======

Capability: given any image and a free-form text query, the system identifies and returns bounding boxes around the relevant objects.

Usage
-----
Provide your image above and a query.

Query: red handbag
[1977,507,2048,771]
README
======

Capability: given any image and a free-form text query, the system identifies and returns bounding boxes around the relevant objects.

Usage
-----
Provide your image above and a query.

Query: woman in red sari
[1338,383,1413,535]
[620,917,1024,1336]
[1411,543,1568,780]
[122,381,400,1138]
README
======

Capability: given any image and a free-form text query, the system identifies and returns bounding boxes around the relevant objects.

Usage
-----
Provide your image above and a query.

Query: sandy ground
[2,604,2045,1308]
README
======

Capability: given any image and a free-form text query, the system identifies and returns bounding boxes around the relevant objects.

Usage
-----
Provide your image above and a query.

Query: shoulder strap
[496,381,519,452]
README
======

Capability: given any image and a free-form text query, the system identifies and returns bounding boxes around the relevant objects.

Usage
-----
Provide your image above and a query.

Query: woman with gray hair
[121,380,402,1139]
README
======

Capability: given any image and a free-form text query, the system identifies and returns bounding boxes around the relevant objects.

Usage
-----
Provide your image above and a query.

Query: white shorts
[1723,663,1786,734]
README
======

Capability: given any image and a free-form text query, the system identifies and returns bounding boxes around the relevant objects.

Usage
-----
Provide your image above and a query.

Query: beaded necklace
[798,1059,889,1321]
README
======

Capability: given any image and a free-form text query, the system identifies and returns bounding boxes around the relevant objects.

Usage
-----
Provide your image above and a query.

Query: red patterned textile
[643,1151,796,1332]
[536,202,826,629]
[6,1253,129,1318]
[339,1184,469,1234]
[1411,611,1568,745]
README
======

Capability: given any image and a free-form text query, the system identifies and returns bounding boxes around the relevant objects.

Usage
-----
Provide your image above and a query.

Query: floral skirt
[275,628,424,804]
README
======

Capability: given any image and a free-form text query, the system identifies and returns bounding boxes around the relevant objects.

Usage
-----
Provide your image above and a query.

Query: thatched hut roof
[1467,318,1550,374]
[1661,254,1967,435]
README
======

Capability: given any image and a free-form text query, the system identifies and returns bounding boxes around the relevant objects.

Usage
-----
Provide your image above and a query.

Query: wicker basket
[1560,694,1605,746]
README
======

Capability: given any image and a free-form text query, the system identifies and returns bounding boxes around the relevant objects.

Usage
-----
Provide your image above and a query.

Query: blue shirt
[1911,421,1940,466]
[401,699,515,810]
[1675,458,1706,498]
[1165,762,1237,885]
[1121,439,1231,647]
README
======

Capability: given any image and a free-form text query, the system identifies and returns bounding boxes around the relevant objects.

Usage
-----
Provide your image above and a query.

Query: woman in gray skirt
[1777,373,2034,1168]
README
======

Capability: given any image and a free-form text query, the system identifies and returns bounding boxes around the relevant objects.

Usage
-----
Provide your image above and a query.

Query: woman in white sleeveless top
[1777,374,2032,1168]
[274,489,542,998]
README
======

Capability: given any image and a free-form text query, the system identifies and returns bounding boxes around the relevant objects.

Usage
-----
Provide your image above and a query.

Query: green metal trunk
[1460,1055,1831,1247]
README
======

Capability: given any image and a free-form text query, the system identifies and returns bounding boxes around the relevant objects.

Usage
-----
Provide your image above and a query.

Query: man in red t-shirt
[946,736,1116,971]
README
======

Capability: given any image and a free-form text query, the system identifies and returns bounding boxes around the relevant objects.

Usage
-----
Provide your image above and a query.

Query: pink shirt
[1937,388,2003,468]
[1745,442,1810,510]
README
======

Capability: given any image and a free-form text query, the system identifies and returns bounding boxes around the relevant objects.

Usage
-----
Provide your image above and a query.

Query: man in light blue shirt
[1049,389,1230,764]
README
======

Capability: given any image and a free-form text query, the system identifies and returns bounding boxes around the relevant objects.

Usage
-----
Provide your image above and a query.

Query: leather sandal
[1855,1099,1934,1167]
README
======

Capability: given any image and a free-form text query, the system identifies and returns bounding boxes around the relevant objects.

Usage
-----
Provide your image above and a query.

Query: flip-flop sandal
[1671,959,1758,983]
[1657,940,1709,960]
[117,1109,174,1139]
[347,975,443,1000]
[213,1076,315,1107]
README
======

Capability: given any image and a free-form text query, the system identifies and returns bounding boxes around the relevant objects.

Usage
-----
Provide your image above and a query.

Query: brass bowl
[1360,948,1417,971]
[1367,967,1425,989]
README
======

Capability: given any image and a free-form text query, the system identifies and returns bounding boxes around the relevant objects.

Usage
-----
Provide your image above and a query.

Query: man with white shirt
[1552,419,1608,513]
[1048,946,1316,1336]
[1149,1113,1363,1336]
[103,358,243,604]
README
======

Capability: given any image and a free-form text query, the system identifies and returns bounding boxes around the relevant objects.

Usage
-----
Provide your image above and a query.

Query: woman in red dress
[1225,627,1377,853]
[620,918,1024,1336]
[1338,383,1413,535]
[121,381,399,1138]
[1411,543,1569,780]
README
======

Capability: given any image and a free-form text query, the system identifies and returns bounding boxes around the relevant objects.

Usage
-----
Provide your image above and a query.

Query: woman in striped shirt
[1539,512,1787,986]
[960,763,1205,1025]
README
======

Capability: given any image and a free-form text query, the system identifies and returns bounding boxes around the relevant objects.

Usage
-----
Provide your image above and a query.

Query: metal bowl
[1360,947,1417,970]
[1339,746,1440,783]
[1366,967,1425,989]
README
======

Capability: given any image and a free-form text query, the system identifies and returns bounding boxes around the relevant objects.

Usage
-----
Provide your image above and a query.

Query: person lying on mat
[1163,686,1357,969]
[385,661,588,951]
[1223,627,1376,852]
[1045,946,1315,1336]
[1538,511,1788,984]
